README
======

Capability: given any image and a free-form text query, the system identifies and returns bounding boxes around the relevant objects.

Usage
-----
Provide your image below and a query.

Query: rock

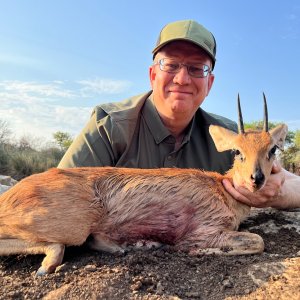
[83,264,97,272]
[55,263,70,273]
[0,174,17,195]
[43,284,71,300]
[130,280,142,291]
[245,207,300,234]
[156,281,164,294]
[247,261,286,286]
[185,291,202,298]
[0,184,10,195]
[0,175,17,186]
[222,278,234,288]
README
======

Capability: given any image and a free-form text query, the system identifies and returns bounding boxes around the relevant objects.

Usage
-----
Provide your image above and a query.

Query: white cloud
[77,78,132,96]
[0,78,132,142]
[0,80,76,102]
[0,104,91,142]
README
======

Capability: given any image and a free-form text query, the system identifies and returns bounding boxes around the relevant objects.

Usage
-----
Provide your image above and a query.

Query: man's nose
[173,66,191,85]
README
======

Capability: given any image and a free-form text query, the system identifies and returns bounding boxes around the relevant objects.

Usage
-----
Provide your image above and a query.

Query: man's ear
[269,124,288,150]
[149,65,156,88]
[209,125,238,152]
[206,73,215,96]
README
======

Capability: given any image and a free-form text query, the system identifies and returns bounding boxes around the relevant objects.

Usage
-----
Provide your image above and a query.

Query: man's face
[149,41,215,122]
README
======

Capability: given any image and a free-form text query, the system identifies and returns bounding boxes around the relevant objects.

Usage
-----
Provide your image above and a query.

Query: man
[58,19,300,209]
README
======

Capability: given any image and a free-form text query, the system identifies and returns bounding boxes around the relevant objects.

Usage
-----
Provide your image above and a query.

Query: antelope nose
[251,170,265,187]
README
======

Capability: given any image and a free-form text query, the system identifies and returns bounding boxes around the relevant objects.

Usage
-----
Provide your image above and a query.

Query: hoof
[35,264,57,276]
[35,267,49,276]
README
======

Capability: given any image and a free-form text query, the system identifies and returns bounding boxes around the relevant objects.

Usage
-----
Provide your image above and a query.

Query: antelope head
[209,93,288,192]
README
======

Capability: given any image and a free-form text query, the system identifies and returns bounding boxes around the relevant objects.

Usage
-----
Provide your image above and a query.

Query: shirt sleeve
[57,109,116,168]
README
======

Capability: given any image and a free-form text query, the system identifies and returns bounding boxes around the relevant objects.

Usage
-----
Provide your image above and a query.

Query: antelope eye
[234,149,245,162]
[268,145,278,159]
[234,149,240,156]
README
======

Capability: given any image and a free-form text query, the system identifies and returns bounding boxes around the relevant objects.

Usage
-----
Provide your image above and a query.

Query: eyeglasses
[154,58,211,78]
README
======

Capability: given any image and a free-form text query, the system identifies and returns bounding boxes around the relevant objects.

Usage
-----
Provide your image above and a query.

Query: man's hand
[222,161,286,208]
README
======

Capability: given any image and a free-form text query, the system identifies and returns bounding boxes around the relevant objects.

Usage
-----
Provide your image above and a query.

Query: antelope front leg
[0,239,65,275]
[37,243,65,275]
[188,231,264,255]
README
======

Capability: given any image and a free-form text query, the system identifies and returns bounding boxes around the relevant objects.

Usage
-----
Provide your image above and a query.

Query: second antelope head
[209,94,288,192]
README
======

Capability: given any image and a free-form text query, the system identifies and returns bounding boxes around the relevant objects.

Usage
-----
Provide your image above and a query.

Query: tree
[53,131,73,152]
[0,119,12,144]
[294,130,300,148]
[18,136,34,151]
[275,129,300,174]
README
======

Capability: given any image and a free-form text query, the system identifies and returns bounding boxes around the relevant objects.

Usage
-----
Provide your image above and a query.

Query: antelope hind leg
[189,231,264,255]
[89,234,163,253]
[128,240,163,250]
[89,233,125,253]
[0,238,65,275]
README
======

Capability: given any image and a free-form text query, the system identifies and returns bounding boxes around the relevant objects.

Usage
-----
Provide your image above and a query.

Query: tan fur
[0,124,288,275]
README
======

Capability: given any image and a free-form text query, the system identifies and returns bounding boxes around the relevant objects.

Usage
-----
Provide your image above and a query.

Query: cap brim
[152,38,216,67]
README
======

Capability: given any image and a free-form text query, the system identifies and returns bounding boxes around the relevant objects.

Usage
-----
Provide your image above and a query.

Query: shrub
[0,145,9,173]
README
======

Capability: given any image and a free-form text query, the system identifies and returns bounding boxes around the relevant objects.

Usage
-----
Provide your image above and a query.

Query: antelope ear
[269,124,288,150]
[209,125,238,152]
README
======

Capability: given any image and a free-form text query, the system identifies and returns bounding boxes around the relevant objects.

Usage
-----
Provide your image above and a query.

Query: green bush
[0,121,71,179]
[11,152,44,179]
[0,145,9,173]
[40,147,65,163]
[10,150,63,179]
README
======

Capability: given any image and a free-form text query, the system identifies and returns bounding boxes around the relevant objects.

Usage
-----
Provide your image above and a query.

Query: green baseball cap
[152,20,217,69]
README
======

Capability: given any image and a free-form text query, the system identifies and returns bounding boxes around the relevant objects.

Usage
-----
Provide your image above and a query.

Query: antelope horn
[263,92,268,132]
[237,94,245,134]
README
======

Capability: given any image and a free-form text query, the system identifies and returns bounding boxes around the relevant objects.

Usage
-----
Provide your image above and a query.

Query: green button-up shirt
[58,91,237,174]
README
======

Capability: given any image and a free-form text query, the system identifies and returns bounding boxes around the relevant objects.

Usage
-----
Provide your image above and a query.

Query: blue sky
[0,0,299,143]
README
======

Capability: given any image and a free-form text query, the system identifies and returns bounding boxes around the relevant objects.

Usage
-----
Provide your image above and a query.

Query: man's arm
[223,161,300,209]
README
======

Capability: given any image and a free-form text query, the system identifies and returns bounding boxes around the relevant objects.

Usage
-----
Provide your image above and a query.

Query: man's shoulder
[93,91,152,122]
[198,108,238,132]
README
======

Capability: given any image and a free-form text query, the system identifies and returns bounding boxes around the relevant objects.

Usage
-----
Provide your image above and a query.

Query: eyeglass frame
[153,57,212,78]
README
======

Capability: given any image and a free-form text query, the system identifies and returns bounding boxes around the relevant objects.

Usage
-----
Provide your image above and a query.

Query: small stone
[156,281,164,294]
[222,278,233,288]
[185,291,202,298]
[55,263,69,273]
[84,264,97,272]
[131,280,142,291]
[146,286,155,293]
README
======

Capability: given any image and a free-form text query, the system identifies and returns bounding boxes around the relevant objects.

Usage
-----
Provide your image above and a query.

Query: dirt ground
[1,208,300,300]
